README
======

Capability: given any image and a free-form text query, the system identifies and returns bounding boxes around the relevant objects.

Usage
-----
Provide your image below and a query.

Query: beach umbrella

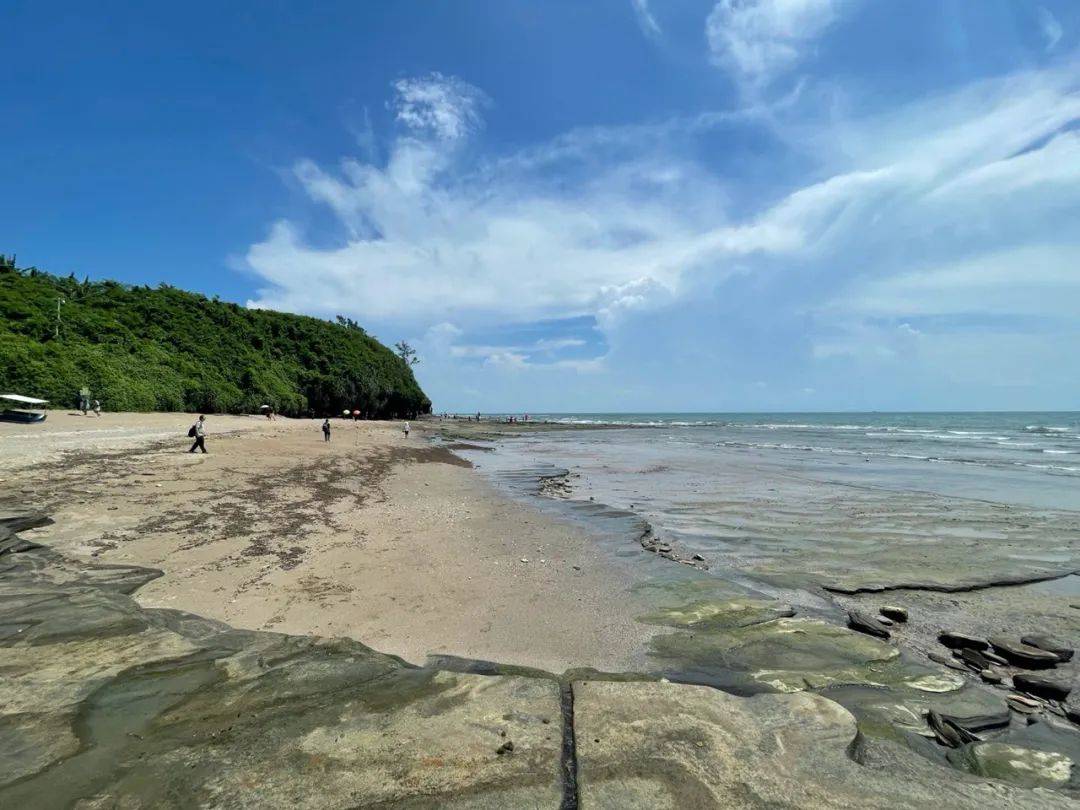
[342,409,350,417]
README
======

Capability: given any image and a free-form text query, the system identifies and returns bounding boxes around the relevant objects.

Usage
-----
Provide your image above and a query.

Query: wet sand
[0,412,649,673]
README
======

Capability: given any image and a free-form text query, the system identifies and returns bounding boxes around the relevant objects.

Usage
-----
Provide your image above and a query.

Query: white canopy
[1,394,48,405]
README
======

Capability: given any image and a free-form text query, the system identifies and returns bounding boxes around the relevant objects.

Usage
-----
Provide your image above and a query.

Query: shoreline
[5,411,1080,800]
[1,411,651,674]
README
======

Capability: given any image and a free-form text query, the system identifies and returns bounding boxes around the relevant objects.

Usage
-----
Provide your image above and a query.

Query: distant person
[92,399,101,417]
[403,421,410,438]
[188,415,207,453]
[322,418,331,442]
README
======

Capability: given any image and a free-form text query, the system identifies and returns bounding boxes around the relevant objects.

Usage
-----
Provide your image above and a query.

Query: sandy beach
[1,412,648,673]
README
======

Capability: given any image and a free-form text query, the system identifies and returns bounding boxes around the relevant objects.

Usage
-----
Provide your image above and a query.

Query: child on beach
[403,421,410,438]
[322,419,331,442]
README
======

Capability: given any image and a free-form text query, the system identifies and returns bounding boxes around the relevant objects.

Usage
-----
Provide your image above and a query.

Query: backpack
[188,424,197,438]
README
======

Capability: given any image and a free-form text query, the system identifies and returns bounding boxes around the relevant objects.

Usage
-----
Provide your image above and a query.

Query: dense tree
[0,256,431,418]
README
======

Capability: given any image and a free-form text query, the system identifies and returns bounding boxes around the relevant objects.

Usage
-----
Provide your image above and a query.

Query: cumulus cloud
[244,63,1080,406]
[705,0,847,86]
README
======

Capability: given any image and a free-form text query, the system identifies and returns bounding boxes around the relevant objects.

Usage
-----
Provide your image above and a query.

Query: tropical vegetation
[0,255,430,417]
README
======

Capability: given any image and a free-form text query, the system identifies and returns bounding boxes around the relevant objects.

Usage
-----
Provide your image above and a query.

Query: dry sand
[0,412,648,673]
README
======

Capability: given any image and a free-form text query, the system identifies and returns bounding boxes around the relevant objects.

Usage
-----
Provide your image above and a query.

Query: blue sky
[4,1,1079,412]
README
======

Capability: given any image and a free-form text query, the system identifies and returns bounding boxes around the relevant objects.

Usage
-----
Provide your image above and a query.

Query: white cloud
[1038,7,1063,51]
[391,72,488,141]
[705,0,847,86]
[631,0,662,37]
[244,64,1080,405]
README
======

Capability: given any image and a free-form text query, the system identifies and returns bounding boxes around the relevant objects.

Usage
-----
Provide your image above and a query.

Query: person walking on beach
[322,418,331,442]
[188,415,207,453]
[92,399,101,417]
[403,421,410,438]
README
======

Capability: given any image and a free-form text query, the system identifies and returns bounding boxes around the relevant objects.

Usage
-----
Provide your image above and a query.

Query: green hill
[0,256,431,418]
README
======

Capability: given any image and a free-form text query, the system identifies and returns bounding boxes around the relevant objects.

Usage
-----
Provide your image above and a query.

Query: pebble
[1006,694,1041,713]
[880,606,908,623]
[980,668,1005,685]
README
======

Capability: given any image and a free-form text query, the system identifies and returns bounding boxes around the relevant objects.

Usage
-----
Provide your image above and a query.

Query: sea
[470,411,1080,514]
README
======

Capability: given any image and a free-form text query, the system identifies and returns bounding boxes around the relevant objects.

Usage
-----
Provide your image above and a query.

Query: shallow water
[485,412,1080,510]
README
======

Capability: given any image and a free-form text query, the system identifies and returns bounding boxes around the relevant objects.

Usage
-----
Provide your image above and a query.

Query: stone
[989,637,1062,668]
[1021,635,1074,663]
[980,668,1005,685]
[957,648,991,672]
[1064,692,1080,725]
[983,650,1009,666]
[880,605,908,622]
[1007,694,1043,713]
[847,610,890,640]
[927,710,974,747]
[939,631,988,651]
[1013,672,1072,701]
[572,680,1075,808]
[877,615,895,627]
[960,743,1073,789]
[941,710,1011,734]
[929,651,969,672]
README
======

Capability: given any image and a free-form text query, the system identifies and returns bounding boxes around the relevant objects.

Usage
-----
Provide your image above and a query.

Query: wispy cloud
[705,0,848,87]
[1038,6,1063,51]
[631,0,662,38]
[390,72,489,140]
[244,62,1080,406]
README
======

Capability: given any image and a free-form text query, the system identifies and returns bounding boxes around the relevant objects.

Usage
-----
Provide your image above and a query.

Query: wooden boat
[0,394,48,423]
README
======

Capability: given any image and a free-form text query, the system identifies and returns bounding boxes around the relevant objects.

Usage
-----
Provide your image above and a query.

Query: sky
[3,0,1079,412]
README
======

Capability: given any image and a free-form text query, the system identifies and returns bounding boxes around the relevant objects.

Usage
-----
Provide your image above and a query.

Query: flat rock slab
[1014,673,1073,701]
[958,743,1074,790]
[940,631,989,651]
[1022,635,1075,663]
[572,680,1074,808]
[990,637,1062,668]
[0,532,564,808]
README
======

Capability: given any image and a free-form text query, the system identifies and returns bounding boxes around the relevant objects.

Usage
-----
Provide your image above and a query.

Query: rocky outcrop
[572,681,1074,808]
[4,513,1080,807]
[0,516,564,808]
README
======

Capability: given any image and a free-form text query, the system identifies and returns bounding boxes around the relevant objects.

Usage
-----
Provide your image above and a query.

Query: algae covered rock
[956,743,1073,789]
[0,519,563,808]
[572,680,1073,808]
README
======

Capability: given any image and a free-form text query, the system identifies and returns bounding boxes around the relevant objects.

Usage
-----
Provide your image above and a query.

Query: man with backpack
[188,415,207,453]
